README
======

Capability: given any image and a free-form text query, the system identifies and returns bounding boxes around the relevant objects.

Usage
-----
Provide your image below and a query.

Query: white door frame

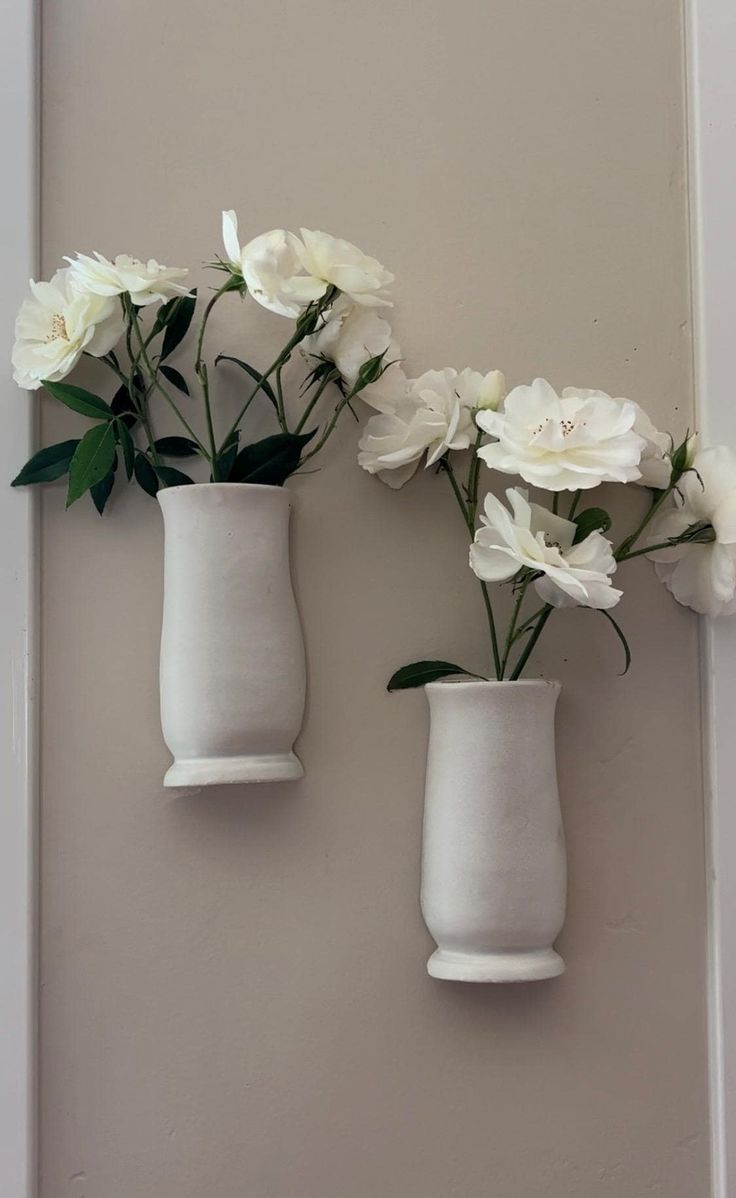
[686,2,736,1195]
[0,4,733,1198]
[0,0,39,1195]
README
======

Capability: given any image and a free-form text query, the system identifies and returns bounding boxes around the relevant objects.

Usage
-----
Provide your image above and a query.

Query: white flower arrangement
[358,350,733,683]
[11,213,396,510]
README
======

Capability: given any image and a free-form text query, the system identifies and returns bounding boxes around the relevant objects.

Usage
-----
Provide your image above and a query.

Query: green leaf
[90,453,118,515]
[216,431,240,481]
[43,381,113,421]
[215,354,278,410]
[110,378,142,429]
[11,439,80,486]
[387,661,482,691]
[153,464,194,488]
[599,609,631,675]
[153,436,200,458]
[134,452,159,497]
[160,291,197,360]
[573,507,612,544]
[159,364,190,394]
[117,420,136,480]
[66,423,117,507]
[229,430,316,487]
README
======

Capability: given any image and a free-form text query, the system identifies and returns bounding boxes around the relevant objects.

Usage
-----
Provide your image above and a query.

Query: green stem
[443,456,502,680]
[275,362,287,431]
[509,605,553,680]
[299,384,358,463]
[500,579,530,677]
[128,305,209,458]
[295,369,341,434]
[219,288,338,449]
[618,538,678,562]
[552,493,559,515]
[466,426,484,526]
[568,489,582,519]
[194,282,233,479]
[614,485,674,560]
[101,353,161,466]
[443,455,472,527]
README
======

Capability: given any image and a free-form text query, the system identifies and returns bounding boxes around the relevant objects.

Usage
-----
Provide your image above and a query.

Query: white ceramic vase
[157,484,306,787]
[420,679,567,983]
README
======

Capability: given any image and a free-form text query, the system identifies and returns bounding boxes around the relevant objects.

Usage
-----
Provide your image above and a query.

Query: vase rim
[159,482,286,493]
[424,678,560,691]
[156,482,292,509]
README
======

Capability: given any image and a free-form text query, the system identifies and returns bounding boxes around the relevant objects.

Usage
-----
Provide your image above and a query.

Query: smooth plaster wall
[39,1,709,1195]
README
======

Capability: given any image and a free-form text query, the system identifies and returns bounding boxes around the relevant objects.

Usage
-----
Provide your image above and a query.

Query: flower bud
[474,370,506,411]
[355,350,391,391]
[670,431,698,482]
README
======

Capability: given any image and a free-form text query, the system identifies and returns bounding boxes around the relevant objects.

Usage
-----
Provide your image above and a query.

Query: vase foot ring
[164,751,304,788]
[427,946,565,983]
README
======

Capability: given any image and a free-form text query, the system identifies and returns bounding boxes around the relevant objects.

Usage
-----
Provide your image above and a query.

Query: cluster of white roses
[355,363,736,621]
[11,214,736,625]
[12,216,406,507]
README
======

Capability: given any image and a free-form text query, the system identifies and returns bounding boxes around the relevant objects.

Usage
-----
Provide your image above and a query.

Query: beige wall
[39,1,709,1195]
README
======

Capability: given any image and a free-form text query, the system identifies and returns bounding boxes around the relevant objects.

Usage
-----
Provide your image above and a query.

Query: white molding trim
[0,0,39,1196]
[685,3,736,1195]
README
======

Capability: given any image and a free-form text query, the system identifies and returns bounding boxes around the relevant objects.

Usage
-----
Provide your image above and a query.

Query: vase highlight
[158,484,306,787]
[420,679,566,982]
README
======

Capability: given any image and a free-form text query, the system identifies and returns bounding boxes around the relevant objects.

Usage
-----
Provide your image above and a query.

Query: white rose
[562,387,670,488]
[476,377,646,491]
[302,296,401,389]
[358,401,437,489]
[292,228,393,308]
[12,268,125,390]
[647,445,736,616]
[470,487,622,610]
[222,212,325,318]
[358,366,490,487]
[65,252,189,307]
[406,369,477,464]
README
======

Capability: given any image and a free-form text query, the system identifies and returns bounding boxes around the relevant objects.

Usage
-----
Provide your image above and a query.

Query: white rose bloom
[222,212,325,318]
[562,387,670,488]
[406,369,477,464]
[476,377,646,491]
[647,445,736,616]
[470,487,622,610]
[12,268,125,390]
[358,400,439,489]
[292,228,393,308]
[358,367,493,488]
[302,296,401,389]
[65,252,189,307]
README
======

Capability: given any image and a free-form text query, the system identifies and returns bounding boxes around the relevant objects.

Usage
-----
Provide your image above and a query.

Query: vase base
[163,751,304,788]
[427,946,565,983]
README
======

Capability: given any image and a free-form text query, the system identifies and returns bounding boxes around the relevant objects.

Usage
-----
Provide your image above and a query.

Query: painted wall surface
[39,1,709,1195]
